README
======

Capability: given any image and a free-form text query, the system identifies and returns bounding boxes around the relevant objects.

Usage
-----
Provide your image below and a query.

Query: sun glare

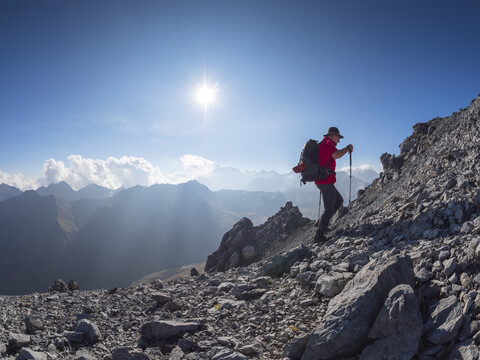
[195,84,217,107]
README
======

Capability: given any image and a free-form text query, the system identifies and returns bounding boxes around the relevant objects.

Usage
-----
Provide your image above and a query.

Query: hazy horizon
[0,160,378,192]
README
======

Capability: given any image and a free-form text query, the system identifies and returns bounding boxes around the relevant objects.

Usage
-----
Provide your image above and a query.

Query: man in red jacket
[314,127,353,243]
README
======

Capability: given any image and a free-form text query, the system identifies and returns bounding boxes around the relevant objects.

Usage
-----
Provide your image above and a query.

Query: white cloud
[36,155,168,190]
[2,156,378,192]
[1,154,216,191]
[339,163,380,173]
[165,154,215,184]
[0,169,36,190]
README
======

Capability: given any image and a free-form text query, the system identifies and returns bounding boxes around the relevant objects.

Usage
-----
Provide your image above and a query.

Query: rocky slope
[1,94,480,359]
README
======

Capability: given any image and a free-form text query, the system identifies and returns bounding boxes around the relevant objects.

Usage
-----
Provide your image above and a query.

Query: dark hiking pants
[316,183,343,234]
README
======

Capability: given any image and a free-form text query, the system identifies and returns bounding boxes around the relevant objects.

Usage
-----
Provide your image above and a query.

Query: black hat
[324,127,344,139]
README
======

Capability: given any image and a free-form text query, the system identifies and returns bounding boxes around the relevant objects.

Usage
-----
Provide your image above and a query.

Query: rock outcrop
[206,202,310,273]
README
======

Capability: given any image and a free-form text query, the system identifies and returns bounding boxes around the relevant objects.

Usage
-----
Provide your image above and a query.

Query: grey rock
[15,348,48,360]
[460,273,473,288]
[448,339,479,360]
[360,284,422,360]
[169,346,185,360]
[423,295,463,345]
[283,333,310,360]
[415,267,434,283]
[381,153,404,172]
[217,298,245,310]
[24,316,44,334]
[140,319,201,341]
[237,341,262,356]
[443,257,457,277]
[461,221,475,234]
[473,273,480,286]
[314,272,354,297]
[259,244,313,277]
[150,278,164,289]
[217,282,235,292]
[302,256,415,360]
[111,347,151,360]
[151,291,172,304]
[68,279,80,291]
[250,276,271,288]
[163,300,182,312]
[75,319,102,344]
[211,349,246,360]
[63,331,85,343]
[8,332,31,352]
[73,350,97,360]
[49,279,68,292]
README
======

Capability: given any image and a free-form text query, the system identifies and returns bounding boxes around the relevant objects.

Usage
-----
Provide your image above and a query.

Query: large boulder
[315,272,355,297]
[259,245,313,277]
[301,256,415,360]
[140,319,202,341]
[423,295,463,345]
[75,319,102,344]
[15,348,48,360]
[8,332,31,352]
[448,339,479,360]
[205,217,255,272]
[359,284,422,360]
[49,279,68,293]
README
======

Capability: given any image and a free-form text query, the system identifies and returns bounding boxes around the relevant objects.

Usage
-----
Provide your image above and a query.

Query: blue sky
[1,0,480,189]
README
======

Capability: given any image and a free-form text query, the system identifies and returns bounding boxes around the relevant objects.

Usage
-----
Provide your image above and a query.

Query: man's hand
[346,144,353,153]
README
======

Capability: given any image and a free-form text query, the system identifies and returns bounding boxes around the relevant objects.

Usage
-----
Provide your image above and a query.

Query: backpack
[292,139,333,185]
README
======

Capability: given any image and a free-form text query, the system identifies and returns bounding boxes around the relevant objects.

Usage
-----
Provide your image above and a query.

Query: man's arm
[332,144,353,160]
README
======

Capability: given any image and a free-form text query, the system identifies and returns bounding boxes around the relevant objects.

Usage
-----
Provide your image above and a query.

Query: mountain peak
[0,183,22,202]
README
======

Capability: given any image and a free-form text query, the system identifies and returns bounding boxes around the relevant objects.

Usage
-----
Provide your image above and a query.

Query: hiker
[314,127,353,243]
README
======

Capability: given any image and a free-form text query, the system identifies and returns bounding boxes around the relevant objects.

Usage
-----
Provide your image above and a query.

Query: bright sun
[195,84,217,107]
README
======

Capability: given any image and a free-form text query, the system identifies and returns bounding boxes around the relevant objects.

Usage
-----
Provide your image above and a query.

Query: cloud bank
[1,155,379,192]
[1,154,216,191]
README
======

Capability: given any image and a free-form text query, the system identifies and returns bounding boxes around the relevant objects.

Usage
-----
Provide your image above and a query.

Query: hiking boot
[313,221,331,233]
[314,232,328,244]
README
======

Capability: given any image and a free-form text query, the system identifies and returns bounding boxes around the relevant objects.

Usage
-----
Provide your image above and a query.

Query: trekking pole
[349,151,352,205]
[314,191,322,227]
[317,191,322,221]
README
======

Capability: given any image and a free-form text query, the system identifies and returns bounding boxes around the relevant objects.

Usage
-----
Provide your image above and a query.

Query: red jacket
[315,137,337,185]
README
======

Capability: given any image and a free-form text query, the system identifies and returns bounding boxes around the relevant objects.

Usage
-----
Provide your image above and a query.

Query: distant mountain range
[0,181,288,294]
[197,166,378,192]
[197,166,376,218]
[35,181,122,201]
[0,167,377,295]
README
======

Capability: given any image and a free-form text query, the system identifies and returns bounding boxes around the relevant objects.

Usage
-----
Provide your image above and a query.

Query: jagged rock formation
[205,202,310,273]
[1,94,480,359]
